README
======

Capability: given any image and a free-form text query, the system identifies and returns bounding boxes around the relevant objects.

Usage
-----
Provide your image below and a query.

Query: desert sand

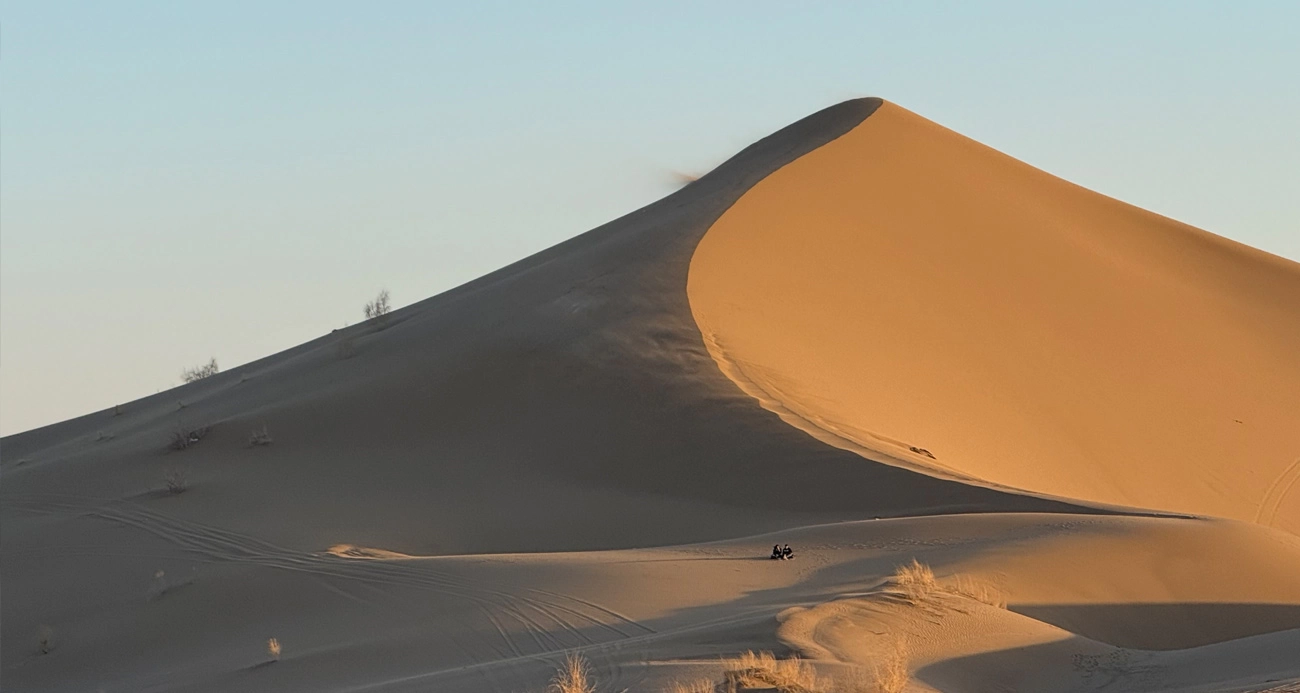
[3,98,1298,692]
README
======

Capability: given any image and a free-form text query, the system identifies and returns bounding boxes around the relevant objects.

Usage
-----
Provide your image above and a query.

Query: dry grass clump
[722,651,820,693]
[164,469,187,494]
[889,559,1004,610]
[948,574,1007,609]
[181,358,220,383]
[170,423,210,451]
[267,637,282,661]
[549,652,596,693]
[870,641,909,693]
[248,425,274,446]
[892,559,938,605]
[669,680,717,693]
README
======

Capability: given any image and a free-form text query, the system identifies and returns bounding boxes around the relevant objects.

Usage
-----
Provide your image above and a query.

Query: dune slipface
[689,100,1300,535]
[4,98,1299,693]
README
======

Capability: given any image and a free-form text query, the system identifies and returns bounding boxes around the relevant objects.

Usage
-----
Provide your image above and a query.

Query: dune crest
[688,100,1300,533]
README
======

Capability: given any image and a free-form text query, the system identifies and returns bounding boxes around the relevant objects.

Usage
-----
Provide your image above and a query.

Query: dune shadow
[913,612,1300,693]
[1012,602,1300,650]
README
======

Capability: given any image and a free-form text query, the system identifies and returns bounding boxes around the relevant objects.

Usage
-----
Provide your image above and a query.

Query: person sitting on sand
[771,544,783,560]
[782,544,793,559]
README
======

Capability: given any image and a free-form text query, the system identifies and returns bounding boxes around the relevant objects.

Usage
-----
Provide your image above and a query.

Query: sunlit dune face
[688,101,1300,533]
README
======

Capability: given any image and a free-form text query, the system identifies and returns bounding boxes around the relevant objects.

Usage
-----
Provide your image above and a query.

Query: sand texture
[4,98,1297,692]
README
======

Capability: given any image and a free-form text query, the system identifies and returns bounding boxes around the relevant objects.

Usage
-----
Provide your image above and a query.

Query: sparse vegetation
[181,358,220,383]
[170,423,210,451]
[364,289,391,326]
[267,637,282,661]
[248,425,273,447]
[549,652,596,693]
[892,559,938,605]
[37,625,55,655]
[722,651,821,693]
[164,469,187,494]
[869,641,910,693]
[548,649,910,693]
[889,559,1004,609]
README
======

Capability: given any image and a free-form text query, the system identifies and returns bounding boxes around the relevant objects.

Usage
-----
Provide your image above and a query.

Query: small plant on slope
[248,425,273,446]
[363,289,391,327]
[892,559,938,605]
[267,637,281,662]
[165,468,187,494]
[722,650,820,693]
[181,358,220,383]
[169,422,210,451]
[549,652,596,693]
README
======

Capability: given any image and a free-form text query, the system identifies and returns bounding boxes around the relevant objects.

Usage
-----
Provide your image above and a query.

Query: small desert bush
[948,574,1007,609]
[888,559,1005,610]
[364,289,391,324]
[37,625,55,655]
[267,637,281,661]
[164,469,187,494]
[181,358,220,383]
[722,651,820,693]
[248,425,273,447]
[170,424,210,451]
[549,652,595,693]
[870,641,910,693]
[892,559,938,605]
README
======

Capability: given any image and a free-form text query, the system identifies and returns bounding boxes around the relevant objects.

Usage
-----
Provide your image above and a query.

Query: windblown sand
[4,98,1297,692]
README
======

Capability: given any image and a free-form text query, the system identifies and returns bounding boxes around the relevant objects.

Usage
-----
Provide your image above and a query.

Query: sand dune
[4,98,1297,692]
[689,100,1300,534]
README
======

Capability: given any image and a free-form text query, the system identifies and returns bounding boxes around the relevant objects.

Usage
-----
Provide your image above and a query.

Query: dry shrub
[181,358,219,383]
[364,289,391,326]
[267,637,281,661]
[170,424,210,451]
[892,559,938,605]
[889,560,1004,610]
[248,425,273,447]
[947,575,1006,609]
[722,651,820,693]
[165,469,187,494]
[549,652,595,693]
[871,641,909,693]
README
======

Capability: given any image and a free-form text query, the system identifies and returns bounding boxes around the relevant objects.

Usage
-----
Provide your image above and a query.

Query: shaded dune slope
[689,100,1300,534]
[2,98,1088,563]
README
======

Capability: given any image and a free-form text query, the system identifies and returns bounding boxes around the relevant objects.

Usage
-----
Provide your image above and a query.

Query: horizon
[4,1,1298,436]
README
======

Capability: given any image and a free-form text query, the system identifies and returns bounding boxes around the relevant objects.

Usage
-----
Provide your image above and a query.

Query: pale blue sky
[3,1,1297,435]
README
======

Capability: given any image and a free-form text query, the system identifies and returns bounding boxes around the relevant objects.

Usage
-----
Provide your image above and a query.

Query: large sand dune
[689,100,1300,534]
[4,98,1298,692]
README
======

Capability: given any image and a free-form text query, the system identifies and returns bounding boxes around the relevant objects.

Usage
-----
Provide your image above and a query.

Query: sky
[3,1,1298,436]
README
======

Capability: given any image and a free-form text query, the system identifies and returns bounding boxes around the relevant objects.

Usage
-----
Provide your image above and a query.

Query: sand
[4,98,1297,692]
